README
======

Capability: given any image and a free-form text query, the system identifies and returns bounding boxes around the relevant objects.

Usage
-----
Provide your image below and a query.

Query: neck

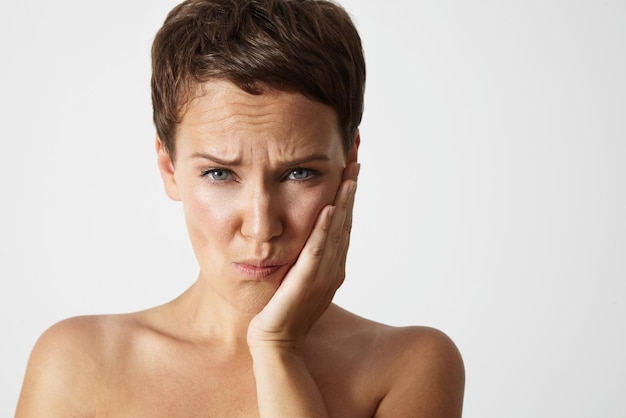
[162,273,269,346]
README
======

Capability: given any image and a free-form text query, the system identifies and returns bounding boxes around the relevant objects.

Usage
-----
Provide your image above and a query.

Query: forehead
[176,80,345,160]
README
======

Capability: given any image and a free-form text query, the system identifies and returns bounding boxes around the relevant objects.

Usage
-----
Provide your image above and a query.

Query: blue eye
[202,169,232,181]
[287,168,315,180]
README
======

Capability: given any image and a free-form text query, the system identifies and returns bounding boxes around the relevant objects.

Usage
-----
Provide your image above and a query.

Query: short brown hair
[151,0,365,160]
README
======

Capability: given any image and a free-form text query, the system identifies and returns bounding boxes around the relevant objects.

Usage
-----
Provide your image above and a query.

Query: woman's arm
[247,163,359,417]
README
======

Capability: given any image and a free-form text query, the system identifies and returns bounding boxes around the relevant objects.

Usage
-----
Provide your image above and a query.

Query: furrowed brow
[281,154,330,168]
[190,152,330,167]
[190,152,241,166]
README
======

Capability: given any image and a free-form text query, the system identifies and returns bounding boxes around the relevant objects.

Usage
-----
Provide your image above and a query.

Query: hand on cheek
[247,162,360,351]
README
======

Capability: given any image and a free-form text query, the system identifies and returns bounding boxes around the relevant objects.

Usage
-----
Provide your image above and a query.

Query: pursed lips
[233,260,288,280]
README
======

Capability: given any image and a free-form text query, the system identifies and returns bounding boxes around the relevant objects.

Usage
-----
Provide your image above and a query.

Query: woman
[16,0,464,416]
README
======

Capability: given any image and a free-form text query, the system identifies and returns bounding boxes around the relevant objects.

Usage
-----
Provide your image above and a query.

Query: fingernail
[353,163,361,178]
[347,180,356,195]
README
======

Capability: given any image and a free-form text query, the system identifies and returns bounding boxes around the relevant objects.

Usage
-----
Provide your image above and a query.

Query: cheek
[181,186,235,247]
[284,184,338,240]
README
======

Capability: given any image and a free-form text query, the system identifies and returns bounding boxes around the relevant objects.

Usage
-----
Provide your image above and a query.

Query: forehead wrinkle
[187,100,291,143]
[179,80,344,166]
[193,132,333,170]
[189,112,331,164]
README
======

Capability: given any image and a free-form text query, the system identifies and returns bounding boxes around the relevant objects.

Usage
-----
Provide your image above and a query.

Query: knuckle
[309,244,325,258]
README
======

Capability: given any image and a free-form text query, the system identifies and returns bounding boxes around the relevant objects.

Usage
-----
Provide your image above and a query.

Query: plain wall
[1,1,624,416]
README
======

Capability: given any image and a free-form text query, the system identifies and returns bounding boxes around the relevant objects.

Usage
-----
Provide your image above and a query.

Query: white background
[1,1,625,416]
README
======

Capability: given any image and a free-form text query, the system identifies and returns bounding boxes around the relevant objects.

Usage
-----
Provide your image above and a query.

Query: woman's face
[157,80,354,313]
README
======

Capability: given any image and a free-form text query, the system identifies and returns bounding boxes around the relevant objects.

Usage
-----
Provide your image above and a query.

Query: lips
[233,261,287,280]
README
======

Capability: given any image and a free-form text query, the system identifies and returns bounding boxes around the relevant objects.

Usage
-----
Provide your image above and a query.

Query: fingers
[279,203,335,298]
[250,163,360,340]
[340,162,360,254]
[343,161,361,183]
[316,163,359,289]
[340,162,360,255]
[274,162,360,294]
[298,162,360,266]
[287,163,359,294]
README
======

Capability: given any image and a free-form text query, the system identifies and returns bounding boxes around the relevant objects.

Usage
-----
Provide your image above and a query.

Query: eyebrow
[190,152,330,167]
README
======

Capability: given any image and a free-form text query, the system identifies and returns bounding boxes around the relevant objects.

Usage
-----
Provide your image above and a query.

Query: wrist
[248,339,305,359]
[249,341,329,418]
[249,344,310,387]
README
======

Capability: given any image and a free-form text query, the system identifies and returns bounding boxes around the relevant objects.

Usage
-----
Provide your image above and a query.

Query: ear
[347,130,360,164]
[155,136,181,201]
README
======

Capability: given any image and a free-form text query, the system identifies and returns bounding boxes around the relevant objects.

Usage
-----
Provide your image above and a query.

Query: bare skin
[16,81,465,417]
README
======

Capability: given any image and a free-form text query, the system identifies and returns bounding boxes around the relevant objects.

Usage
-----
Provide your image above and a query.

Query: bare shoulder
[321,306,465,418]
[15,314,136,417]
[372,324,465,418]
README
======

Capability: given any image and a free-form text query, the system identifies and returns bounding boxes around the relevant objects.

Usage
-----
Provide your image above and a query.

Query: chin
[238,281,279,315]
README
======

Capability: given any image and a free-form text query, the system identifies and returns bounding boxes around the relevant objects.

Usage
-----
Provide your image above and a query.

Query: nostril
[240,194,283,242]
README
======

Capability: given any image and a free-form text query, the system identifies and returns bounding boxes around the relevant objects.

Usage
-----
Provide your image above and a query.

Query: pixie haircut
[151,0,366,160]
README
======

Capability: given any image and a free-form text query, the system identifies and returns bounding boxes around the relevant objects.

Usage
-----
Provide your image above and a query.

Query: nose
[240,183,283,243]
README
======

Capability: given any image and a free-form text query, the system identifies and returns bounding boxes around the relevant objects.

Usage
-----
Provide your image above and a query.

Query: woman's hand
[247,161,359,416]
[247,162,360,352]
